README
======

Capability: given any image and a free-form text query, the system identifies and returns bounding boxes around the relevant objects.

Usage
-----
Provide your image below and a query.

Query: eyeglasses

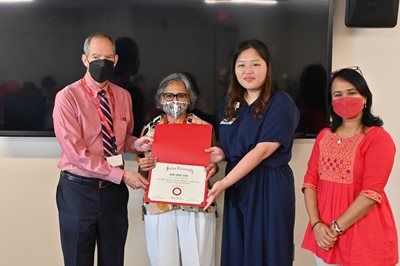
[331,66,363,77]
[162,92,188,101]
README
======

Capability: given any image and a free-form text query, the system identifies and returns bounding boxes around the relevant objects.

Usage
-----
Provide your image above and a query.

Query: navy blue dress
[218,90,299,266]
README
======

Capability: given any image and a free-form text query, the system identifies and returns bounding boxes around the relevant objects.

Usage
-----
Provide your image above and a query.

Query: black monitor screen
[0,0,333,137]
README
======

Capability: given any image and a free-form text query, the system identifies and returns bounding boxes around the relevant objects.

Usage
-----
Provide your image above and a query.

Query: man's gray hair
[83,32,116,56]
[154,72,198,111]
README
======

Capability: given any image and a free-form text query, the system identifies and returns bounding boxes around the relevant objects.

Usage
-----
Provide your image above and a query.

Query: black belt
[60,171,114,189]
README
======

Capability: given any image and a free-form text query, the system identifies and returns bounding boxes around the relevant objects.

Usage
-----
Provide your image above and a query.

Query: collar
[83,72,109,95]
[238,96,259,107]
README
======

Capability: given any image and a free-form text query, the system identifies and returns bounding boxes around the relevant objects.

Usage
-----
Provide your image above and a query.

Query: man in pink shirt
[53,32,152,266]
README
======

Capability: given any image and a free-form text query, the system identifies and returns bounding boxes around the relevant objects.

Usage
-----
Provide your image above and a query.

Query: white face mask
[162,101,188,119]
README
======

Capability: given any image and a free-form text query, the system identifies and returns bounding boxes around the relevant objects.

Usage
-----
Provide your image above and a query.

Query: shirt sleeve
[53,90,124,184]
[359,128,396,203]
[302,129,327,192]
[257,92,300,148]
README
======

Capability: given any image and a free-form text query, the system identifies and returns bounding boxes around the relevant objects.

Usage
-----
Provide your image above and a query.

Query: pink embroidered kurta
[302,126,398,266]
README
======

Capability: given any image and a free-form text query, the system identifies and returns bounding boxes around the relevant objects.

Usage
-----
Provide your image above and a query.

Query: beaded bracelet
[311,220,320,230]
[331,220,344,235]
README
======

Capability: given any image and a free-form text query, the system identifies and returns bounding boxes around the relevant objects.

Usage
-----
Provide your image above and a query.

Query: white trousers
[144,210,216,266]
[314,255,341,266]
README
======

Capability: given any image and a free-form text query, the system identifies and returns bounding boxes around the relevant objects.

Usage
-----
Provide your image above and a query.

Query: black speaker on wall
[345,0,399,28]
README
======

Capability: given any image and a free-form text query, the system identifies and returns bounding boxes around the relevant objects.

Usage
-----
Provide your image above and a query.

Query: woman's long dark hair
[328,68,383,131]
[224,39,275,120]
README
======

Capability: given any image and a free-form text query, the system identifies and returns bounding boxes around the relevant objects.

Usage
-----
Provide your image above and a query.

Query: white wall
[0,1,399,265]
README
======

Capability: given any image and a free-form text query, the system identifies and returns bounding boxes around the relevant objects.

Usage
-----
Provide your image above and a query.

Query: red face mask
[332,97,364,119]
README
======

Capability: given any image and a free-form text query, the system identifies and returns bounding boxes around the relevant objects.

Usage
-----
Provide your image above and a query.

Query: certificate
[144,123,212,206]
[146,162,207,205]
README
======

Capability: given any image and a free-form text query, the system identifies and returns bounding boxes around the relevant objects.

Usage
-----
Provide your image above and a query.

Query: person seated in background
[138,72,218,266]
[302,67,398,266]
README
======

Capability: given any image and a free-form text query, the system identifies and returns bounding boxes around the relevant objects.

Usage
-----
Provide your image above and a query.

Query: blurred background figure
[40,75,59,130]
[183,72,216,127]
[0,81,20,128]
[111,36,144,137]
[4,81,45,130]
[297,64,329,135]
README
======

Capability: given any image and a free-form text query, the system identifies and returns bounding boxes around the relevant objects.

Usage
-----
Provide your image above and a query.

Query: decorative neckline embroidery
[318,130,365,184]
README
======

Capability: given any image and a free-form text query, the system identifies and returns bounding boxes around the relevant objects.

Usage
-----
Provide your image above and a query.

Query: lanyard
[81,78,116,142]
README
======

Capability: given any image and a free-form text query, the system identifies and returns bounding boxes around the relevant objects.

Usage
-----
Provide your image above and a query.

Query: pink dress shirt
[53,72,137,184]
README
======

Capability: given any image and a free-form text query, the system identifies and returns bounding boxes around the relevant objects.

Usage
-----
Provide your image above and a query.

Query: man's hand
[134,136,154,153]
[122,170,148,189]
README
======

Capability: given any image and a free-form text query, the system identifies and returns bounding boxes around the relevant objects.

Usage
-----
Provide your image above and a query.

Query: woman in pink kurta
[302,67,398,266]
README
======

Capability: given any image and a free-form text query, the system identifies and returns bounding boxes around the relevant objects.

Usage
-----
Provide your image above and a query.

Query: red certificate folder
[144,123,212,206]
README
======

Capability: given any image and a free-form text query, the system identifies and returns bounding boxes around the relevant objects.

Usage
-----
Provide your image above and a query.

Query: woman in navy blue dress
[205,40,299,266]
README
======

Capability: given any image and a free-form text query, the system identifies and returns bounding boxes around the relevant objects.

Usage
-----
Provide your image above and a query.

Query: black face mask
[88,59,114,83]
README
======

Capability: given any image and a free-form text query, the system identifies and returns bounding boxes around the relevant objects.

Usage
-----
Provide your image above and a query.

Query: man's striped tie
[98,89,115,157]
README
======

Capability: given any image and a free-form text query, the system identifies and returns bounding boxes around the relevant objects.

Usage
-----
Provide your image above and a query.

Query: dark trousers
[56,173,129,266]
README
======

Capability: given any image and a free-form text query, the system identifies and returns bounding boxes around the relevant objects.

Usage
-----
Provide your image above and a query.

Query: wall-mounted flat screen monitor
[0,0,333,137]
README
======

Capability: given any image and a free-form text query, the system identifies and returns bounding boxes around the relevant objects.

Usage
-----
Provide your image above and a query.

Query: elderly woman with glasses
[301,67,398,266]
[138,72,218,266]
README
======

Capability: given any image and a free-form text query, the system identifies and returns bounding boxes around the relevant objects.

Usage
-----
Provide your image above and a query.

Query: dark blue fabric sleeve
[257,91,299,148]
